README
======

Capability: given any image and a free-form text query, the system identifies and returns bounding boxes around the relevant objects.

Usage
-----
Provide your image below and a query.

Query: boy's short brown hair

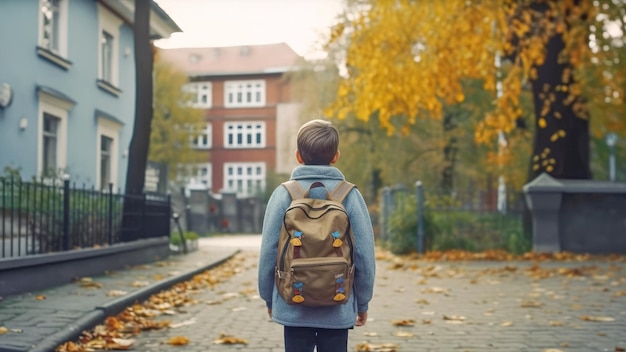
[297,119,339,165]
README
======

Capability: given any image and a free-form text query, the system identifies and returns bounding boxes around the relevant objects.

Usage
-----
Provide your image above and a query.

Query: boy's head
[296,119,340,165]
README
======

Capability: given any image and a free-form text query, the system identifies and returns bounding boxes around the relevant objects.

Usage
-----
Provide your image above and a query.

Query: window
[224,80,265,107]
[40,0,61,53]
[101,31,114,83]
[42,113,60,176]
[97,4,122,92]
[37,0,70,68]
[224,162,265,196]
[38,87,72,178]
[224,122,265,148]
[183,82,212,108]
[96,115,121,190]
[191,123,212,149]
[100,136,113,189]
[177,163,212,189]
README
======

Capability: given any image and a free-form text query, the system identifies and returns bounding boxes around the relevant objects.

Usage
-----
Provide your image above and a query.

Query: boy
[258,119,376,352]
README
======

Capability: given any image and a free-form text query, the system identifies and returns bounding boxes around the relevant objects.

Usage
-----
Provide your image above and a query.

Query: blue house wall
[0,0,139,190]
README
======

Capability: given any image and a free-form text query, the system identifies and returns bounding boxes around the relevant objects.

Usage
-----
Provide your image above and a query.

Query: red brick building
[159,43,302,196]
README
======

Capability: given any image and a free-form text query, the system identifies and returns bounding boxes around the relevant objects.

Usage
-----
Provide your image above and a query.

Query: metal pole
[606,132,618,182]
[381,187,390,241]
[108,182,113,244]
[609,146,616,182]
[62,176,70,251]
[415,181,425,254]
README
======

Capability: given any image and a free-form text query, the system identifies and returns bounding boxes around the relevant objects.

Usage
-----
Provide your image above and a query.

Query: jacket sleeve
[257,186,289,309]
[346,187,376,313]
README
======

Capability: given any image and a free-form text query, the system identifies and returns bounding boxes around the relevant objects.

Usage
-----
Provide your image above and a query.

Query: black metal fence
[0,177,171,258]
[380,183,529,253]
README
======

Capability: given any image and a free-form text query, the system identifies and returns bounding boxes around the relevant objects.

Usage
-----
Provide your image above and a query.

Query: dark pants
[284,326,348,352]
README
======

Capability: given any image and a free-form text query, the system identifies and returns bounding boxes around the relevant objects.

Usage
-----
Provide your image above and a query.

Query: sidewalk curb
[27,249,240,352]
[28,311,106,352]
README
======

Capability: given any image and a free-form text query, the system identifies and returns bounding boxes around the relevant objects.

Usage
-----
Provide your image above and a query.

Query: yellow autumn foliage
[324,0,625,162]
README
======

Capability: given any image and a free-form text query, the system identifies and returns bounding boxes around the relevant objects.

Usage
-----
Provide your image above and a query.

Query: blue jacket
[257,165,376,329]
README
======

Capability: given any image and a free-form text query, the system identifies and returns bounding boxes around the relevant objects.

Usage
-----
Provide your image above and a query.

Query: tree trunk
[441,113,457,192]
[121,0,153,242]
[528,3,591,181]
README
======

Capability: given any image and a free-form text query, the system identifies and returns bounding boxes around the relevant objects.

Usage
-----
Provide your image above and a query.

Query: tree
[324,0,625,181]
[125,0,153,195]
[121,0,153,242]
[150,53,205,182]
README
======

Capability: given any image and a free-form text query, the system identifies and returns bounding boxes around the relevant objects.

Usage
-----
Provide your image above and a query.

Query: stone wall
[524,173,626,254]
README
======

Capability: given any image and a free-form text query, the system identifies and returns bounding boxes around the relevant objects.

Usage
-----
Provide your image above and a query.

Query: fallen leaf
[393,331,414,337]
[131,281,150,287]
[363,332,378,337]
[443,315,466,321]
[356,342,399,352]
[35,295,46,300]
[0,327,8,335]
[543,349,565,352]
[167,336,189,345]
[521,300,543,308]
[213,333,248,345]
[170,319,196,328]
[501,321,514,326]
[391,319,416,326]
[107,290,128,297]
[111,338,135,348]
[579,315,615,322]
[78,277,103,289]
[421,287,447,294]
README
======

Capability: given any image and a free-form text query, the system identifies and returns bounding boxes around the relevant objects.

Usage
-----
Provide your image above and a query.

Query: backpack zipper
[279,204,351,272]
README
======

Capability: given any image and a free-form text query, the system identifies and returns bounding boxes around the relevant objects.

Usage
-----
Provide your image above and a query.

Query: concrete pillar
[523,173,563,252]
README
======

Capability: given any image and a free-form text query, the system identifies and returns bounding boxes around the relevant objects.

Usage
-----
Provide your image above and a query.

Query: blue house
[0,0,181,190]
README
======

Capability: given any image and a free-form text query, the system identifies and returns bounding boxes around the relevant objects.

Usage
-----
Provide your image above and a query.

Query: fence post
[415,181,425,254]
[108,182,113,244]
[62,175,70,251]
[381,187,391,241]
[141,193,147,239]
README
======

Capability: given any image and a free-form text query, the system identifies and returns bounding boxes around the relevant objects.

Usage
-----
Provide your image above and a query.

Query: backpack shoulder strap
[330,181,356,203]
[282,180,306,200]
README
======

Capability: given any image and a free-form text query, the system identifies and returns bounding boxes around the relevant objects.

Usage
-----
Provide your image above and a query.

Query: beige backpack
[275,180,356,306]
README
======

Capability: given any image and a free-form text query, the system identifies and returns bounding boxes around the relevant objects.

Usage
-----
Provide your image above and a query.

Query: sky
[154,0,345,59]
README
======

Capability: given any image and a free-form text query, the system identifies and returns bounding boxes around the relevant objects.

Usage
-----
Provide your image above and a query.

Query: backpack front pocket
[286,257,352,306]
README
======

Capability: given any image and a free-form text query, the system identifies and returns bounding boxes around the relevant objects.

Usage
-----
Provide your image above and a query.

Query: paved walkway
[1,235,626,351]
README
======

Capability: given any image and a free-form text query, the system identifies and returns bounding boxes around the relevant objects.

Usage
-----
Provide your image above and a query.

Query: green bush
[385,193,530,254]
[386,192,436,254]
[170,231,199,246]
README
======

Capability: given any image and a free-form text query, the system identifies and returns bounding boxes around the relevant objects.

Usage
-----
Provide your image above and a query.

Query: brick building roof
[157,42,301,77]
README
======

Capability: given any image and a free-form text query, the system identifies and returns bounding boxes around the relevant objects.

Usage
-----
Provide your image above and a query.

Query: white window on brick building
[224,162,265,196]
[224,122,265,149]
[191,123,212,149]
[184,82,212,108]
[224,80,265,108]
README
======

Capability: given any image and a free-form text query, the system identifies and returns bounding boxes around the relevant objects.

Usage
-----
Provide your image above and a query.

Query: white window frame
[223,162,265,196]
[224,80,266,108]
[177,163,212,189]
[97,4,122,87]
[193,163,212,188]
[96,117,121,190]
[37,92,71,177]
[191,123,212,149]
[38,0,68,57]
[184,82,212,108]
[224,121,266,149]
